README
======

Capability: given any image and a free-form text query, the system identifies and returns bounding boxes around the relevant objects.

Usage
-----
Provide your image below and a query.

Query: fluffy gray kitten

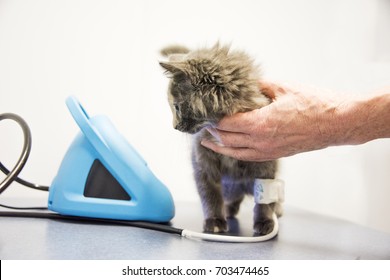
[160,43,282,235]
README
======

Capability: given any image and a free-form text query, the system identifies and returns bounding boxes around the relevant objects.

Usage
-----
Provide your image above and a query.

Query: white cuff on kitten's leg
[254,179,285,204]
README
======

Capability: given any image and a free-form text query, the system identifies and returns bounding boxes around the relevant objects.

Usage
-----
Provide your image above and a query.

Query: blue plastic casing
[48,96,175,222]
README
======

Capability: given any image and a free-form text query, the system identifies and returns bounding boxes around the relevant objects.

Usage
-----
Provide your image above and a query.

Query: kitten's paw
[204,218,228,233]
[253,219,275,235]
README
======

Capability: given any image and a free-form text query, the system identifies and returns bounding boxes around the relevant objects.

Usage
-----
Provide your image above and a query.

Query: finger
[206,127,252,148]
[216,110,257,132]
[200,140,272,162]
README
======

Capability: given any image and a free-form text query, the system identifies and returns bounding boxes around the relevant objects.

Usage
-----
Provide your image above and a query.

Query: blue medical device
[48,96,175,222]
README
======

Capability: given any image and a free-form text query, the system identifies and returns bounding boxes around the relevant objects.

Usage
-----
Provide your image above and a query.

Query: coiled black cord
[0,113,49,193]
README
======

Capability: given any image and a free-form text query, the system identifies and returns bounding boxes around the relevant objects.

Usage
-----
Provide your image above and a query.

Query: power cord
[0,162,49,192]
[0,112,49,210]
[0,204,48,210]
[0,113,50,193]
[0,113,32,194]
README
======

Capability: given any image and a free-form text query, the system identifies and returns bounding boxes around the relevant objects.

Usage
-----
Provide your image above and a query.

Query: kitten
[160,43,282,235]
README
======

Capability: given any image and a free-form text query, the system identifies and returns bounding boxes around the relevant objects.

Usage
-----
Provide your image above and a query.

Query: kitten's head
[160,43,270,134]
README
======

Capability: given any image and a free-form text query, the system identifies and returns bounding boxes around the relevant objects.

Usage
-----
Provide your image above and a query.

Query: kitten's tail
[160,45,190,57]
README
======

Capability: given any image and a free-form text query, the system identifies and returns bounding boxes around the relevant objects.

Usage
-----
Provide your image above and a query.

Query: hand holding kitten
[202,81,390,161]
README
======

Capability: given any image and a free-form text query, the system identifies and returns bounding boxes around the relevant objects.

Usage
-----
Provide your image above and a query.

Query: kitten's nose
[174,124,185,132]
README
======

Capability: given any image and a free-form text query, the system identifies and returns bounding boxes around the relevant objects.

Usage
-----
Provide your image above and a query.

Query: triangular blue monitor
[48,96,175,222]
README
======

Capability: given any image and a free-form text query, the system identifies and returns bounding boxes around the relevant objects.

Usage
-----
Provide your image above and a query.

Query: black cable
[0,203,48,210]
[0,162,49,191]
[0,112,49,206]
[0,113,32,194]
[0,210,184,235]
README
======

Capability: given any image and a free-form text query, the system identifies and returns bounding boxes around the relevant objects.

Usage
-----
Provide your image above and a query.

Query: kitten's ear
[160,45,190,57]
[159,61,186,74]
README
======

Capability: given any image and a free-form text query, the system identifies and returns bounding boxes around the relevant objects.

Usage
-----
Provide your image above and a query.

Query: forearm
[332,93,390,146]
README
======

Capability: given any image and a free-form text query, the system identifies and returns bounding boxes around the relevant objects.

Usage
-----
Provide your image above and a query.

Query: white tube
[181,212,278,243]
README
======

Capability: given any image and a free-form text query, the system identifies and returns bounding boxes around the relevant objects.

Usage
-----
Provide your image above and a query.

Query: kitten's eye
[174,103,180,112]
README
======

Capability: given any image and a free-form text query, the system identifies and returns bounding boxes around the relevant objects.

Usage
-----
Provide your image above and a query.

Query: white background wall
[1,0,389,233]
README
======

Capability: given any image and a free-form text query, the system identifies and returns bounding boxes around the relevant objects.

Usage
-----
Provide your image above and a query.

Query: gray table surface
[1,198,390,259]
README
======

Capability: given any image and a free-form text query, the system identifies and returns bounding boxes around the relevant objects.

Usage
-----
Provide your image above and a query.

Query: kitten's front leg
[195,172,227,233]
[192,138,227,233]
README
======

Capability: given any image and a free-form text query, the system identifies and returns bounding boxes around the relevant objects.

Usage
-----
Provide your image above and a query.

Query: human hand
[201,81,343,161]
